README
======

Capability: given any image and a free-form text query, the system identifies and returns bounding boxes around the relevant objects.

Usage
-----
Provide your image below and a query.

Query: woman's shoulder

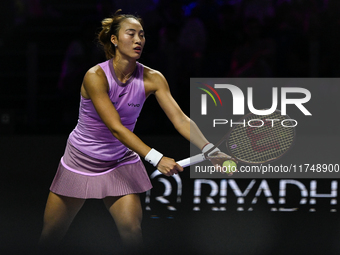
[85,64,107,80]
[142,64,169,96]
[142,64,165,83]
[82,64,109,90]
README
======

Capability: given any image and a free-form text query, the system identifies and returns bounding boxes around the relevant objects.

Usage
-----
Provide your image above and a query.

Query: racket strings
[228,112,295,164]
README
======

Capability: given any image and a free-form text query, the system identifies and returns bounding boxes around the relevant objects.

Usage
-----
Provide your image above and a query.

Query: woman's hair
[98,9,143,59]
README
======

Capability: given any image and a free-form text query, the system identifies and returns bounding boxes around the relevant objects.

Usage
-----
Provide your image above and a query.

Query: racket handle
[176,153,206,168]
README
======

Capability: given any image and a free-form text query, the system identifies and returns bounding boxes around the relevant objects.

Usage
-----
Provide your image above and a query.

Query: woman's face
[112,18,145,60]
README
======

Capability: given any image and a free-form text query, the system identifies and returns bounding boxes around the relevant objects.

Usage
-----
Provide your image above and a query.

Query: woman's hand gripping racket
[176,110,296,174]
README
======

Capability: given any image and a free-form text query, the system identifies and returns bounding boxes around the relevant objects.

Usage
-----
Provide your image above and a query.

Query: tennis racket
[177,110,296,168]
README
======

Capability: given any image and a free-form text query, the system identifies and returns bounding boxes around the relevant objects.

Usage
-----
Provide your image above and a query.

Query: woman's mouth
[134,46,142,53]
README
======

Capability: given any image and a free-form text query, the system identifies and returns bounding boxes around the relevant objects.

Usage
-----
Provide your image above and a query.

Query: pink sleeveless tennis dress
[50,60,152,199]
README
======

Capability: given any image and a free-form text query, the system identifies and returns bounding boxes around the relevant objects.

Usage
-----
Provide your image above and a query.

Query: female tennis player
[38,10,230,254]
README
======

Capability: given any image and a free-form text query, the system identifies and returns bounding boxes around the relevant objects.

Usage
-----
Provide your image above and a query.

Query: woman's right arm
[81,66,182,176]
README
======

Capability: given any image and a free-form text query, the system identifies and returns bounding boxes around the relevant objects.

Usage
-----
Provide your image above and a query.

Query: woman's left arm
[146,69,209,150]
[144,68,234,174]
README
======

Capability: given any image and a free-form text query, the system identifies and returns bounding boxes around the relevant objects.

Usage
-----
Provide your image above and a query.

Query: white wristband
[202,143,220,158]
[145,148,163,167]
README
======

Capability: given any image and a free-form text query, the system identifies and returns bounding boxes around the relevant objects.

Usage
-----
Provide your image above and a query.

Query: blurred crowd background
[0,0,338,135]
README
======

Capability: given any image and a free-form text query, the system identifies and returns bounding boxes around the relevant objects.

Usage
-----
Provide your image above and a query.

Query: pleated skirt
[50,140,152,199]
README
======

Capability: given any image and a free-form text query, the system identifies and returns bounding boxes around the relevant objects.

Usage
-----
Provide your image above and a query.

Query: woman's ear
[111,35,117,47]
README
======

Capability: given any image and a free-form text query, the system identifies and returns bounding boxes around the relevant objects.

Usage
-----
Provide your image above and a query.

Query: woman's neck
[112,56,137,83]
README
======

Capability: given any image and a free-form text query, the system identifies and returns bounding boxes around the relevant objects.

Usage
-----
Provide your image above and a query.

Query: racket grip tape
[177,153,206,168]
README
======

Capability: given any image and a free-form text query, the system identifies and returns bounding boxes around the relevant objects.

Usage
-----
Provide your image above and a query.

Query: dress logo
[128,103,140,107]
[119,92,128,98]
